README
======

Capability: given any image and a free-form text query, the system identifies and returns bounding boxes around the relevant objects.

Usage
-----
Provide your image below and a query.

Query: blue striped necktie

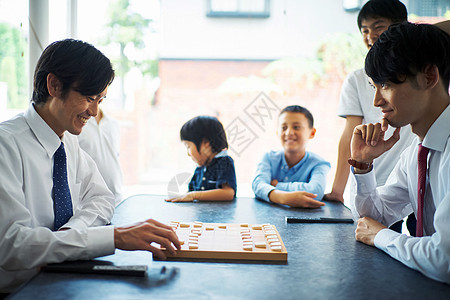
[53,142,73,230]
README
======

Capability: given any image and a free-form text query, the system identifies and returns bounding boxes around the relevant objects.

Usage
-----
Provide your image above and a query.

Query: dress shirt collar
[215,149,228,158]
[422,104,450,152]
[24,104,62,157]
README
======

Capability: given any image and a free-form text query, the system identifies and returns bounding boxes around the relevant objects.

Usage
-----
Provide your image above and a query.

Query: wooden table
[8,195,450,299]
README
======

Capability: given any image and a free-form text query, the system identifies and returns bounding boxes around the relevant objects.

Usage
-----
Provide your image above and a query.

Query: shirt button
[284,177,288,181]
[202,177,206,181]
[201,186,205,190]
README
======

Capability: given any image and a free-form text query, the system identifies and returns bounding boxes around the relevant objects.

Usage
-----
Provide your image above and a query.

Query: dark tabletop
[8,195,450,300]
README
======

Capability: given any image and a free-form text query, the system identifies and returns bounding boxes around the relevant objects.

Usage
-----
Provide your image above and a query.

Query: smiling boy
[252,105,330,208]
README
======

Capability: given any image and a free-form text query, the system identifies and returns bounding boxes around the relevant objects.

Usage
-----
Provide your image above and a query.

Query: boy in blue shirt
[252,105,330,208]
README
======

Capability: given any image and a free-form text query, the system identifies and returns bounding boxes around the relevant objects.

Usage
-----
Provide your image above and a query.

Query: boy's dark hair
[279,105,314,128]
[32,39,115,105]
[365,22,450,92]
[357,0,407,30]
[180,116,228,153]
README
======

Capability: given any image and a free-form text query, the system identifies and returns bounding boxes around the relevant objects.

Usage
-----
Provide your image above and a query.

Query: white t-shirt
[0,105,115,292]
[338,68,416,186]
[78,113,123,205]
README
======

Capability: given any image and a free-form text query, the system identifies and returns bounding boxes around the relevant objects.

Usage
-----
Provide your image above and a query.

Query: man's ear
[46,73,62,97]
[309,128,316,139]
[423,64,439,90]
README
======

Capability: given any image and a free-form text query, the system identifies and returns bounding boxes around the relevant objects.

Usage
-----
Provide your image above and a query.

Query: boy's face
[360,17,392,49]
[277,112,316,155]
[183,140,212,166]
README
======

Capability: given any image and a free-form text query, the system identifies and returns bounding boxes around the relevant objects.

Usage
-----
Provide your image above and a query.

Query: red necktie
[416,144,429,237]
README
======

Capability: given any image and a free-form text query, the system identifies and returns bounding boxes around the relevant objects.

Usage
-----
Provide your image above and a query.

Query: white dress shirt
[78,112,123,205]
[0,105,116,292]
[351,105,450,284]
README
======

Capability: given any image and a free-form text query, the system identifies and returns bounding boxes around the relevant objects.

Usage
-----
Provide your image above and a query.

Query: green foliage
[0,22,27,109]
[259,32,367,91]
[316,32,367,81]
[101,0,156,78]
[262,57,325,89]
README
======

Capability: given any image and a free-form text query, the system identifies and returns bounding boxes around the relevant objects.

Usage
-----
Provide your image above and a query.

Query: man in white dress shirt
[349,22,449,283]
[0,39,180,294]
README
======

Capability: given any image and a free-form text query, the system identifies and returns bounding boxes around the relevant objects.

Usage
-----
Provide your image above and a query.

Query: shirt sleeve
[352,156,450,284]
[0,136,115,272]
[252,152,276,202]
[374,191,450,284]
[337,70,364,118]
[275,161,330,200]
[214,157,237,197]
[351,157,413,226]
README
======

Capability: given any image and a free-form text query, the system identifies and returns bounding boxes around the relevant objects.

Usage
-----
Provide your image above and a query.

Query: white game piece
[252,225,262,230]
[240,223,249,227]
[193,223,203,228]
[254,241,266,248]
[269,241,282,246]
[189,244,199,249]
[243,244,253,251]
[240,228,250,233]
[267,238,279,243]
[271,246,282,252]
[264,230,277,235]
[218,224,227,229]
[205,226,214,230]
[266,235,278,239]
[179,223,190,228]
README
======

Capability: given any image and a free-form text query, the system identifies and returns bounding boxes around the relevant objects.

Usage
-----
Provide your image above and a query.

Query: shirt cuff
[374,228,400,251]
[86,225,115,258]
[353,169,377,195]
[64,217,89,230]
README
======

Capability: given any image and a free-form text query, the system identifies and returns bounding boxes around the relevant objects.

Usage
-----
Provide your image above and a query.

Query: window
[207,0,270,18]
[0,0,29,121]
[407,0,449,17]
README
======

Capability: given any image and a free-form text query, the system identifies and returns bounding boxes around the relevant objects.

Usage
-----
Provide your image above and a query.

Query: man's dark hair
[279,105,314,128]
[180,116,228,153]
[357,0,407,30]
[32,39,115,105]
[365,22,450,92]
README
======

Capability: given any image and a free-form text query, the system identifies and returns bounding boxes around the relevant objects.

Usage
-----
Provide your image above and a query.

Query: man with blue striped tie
[0,39,180,295]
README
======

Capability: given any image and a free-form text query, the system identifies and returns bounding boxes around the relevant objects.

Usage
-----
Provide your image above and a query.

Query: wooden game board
[160,221,288,261]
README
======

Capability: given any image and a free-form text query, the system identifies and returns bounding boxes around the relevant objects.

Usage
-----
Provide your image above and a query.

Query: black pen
[286,216,354,223]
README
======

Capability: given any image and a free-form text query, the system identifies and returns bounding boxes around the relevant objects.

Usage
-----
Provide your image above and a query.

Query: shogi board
[160,221,288,261]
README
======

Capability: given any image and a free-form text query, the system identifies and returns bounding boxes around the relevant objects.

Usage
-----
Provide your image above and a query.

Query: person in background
[350,22,450,284]
[78,107,124,205]
[252,105,330,208]
[166,115,236,202]
[0,39,180,295]
[323,0,416,234]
